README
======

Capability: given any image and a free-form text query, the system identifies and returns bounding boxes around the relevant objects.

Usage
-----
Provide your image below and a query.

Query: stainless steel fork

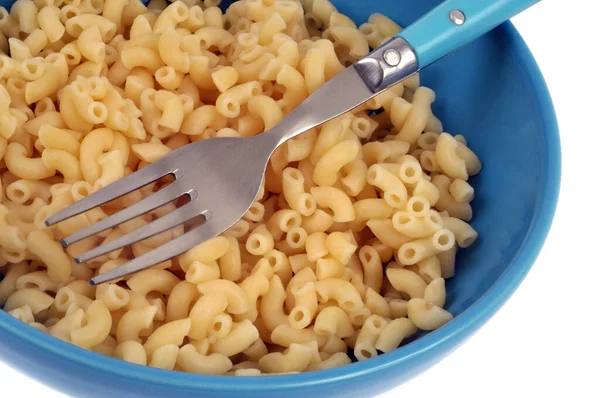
[46,0,540,284]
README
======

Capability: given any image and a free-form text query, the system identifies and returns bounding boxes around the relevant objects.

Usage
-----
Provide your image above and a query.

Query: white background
[2,0,599,397]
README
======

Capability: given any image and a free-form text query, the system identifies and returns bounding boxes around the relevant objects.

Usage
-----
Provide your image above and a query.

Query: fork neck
[263,37,419,150]
[262,106,316,150]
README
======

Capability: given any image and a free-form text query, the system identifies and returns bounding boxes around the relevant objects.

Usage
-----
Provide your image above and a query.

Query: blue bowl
[0,0,560,397]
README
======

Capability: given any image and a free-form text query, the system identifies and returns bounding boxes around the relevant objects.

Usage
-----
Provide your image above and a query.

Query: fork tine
[90,219,220,285]
[45,163,179,227]
[61,181,196,247]
[76,199,205,263]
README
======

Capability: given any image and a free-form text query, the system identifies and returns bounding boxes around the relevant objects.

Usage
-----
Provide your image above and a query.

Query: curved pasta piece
[177,344,232,375]
[115,341,147,365]
[354,314,387,361]
[211,319,260,357]
[259,275,288,331]
[315,278,364,312]
[310,186,355,222]
[4,288,54,313]
[313,306,354,338]
[148,344,179,370]
[374,318,417,353]
[144,318,191,356]
[258,342,316,374]
[26,230,71,282]
[5,142,56,180]
[70,300,112,349]
[407,298,453,330]
[116,305,157,343]
[386,268,427,299]
[196,279,248,314]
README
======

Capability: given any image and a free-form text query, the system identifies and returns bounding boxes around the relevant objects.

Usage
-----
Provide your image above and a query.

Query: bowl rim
[0,20,561,393]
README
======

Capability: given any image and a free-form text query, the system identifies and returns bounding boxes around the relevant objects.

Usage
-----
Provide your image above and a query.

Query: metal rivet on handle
[449,9,466,25]
[383,49,401,66]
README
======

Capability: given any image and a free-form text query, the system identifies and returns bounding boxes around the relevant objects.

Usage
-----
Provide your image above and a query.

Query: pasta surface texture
[0,0,480,376]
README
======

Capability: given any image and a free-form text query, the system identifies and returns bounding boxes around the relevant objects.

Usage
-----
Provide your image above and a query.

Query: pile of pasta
[0,0,481,376]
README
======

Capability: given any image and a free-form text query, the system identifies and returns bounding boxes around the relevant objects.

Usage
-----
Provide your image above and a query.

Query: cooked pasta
[0,0,481,376]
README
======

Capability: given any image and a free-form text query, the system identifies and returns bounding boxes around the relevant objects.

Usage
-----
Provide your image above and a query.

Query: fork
[46,0,541,285]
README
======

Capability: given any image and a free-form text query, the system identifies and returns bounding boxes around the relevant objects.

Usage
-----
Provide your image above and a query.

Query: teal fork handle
[396,0,541,67]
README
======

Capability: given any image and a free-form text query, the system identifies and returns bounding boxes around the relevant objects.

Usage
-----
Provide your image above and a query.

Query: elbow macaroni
[0,0,480,376]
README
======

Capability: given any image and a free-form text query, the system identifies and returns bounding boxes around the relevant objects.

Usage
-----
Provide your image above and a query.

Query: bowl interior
[0,0,559,397]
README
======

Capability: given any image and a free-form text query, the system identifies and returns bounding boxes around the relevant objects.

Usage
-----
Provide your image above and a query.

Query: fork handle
[396,0,542,68]
[260,0,541,148]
